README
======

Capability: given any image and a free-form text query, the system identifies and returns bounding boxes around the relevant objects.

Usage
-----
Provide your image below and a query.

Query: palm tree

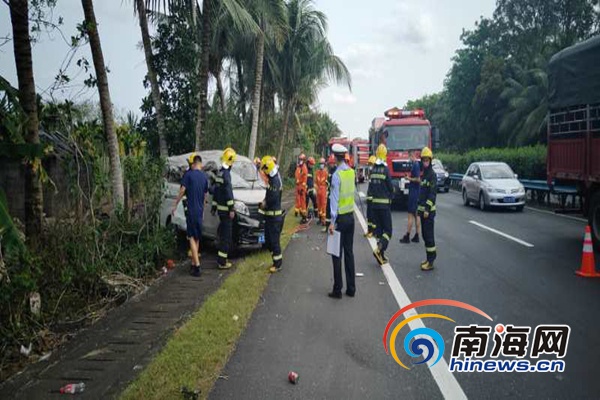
[8,0,44,240]
[272,0,351,163]
[245,0,287,160]
[499,63,548,145]
[135,0,168,157]
[81,0,125,208]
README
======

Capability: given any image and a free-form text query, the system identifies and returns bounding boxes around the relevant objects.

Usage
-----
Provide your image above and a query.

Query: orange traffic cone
[575,226,600,278]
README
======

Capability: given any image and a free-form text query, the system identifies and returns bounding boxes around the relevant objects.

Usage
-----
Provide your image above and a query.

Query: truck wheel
[462,189,470,206]
[589,191,600,250]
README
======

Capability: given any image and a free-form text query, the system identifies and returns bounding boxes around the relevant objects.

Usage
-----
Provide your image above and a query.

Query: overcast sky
[0,0,495,139]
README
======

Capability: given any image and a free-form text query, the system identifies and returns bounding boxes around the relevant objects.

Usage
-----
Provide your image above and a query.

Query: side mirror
[514,174,519,179]
[473,174,479,180]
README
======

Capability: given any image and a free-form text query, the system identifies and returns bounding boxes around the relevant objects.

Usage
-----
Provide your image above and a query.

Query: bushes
[437,145,547,179]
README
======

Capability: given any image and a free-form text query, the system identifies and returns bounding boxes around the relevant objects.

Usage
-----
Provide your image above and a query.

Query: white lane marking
[354,205,468,400]
[358,191,366,198]
[468,220,534,248]
[525,206,587,223]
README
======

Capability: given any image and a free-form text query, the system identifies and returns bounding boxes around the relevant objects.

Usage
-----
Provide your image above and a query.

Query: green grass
[120,215,299,400]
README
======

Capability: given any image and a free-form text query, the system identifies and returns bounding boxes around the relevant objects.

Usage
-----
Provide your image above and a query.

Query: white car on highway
[461,162,526,212]
[159,151,267,249]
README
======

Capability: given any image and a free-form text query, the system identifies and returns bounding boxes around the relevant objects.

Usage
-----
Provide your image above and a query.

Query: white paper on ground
[326,230,341,257]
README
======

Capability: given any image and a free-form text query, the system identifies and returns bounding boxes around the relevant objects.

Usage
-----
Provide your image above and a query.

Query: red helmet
[327,154,336,166]
[307,156,316,166]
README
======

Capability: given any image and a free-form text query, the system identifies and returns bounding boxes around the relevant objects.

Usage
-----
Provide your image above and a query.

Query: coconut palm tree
[244,0,287,160]
[271,0,351,163]
[135,0,168,157]
[8,0,44,240]
[81,0,125,208]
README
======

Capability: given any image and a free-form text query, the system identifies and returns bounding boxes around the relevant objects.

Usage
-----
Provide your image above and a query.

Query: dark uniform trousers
[373,206,392,251]
[420,213,436,262]
[366,197,375,234]
[265,216,283,267]
[332,213,356,295]
[217,213,233,265]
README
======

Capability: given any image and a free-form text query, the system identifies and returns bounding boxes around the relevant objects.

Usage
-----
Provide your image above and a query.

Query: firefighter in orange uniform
[294,153,308,223]
[315,157,329,225]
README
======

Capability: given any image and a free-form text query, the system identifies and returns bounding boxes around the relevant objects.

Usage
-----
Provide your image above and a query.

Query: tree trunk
[277,99,292,163]
[9,0,43,241]
[136,0,168,157]
[194,0,211,151]
[235,57,246,120]
[216,69,226,113]
[248,29,265,160]
[81,0,125,208]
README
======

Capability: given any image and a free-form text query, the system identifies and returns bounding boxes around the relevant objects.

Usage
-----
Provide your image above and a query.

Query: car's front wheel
[479,192,487,211]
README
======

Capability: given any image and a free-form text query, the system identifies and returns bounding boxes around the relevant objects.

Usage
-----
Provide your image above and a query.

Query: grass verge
[120,214,299,400]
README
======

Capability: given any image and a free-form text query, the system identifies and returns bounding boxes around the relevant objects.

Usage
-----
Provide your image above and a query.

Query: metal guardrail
[447,174,580,208]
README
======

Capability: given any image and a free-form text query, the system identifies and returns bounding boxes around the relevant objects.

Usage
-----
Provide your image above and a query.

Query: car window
[480,164,515,179]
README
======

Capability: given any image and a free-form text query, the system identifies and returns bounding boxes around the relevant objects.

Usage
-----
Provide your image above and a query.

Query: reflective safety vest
[338,168,355,215]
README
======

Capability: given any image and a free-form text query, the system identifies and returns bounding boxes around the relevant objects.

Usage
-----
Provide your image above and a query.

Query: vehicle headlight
[518,185,525,194]
[444,172,449,178]
[233,201,249,215]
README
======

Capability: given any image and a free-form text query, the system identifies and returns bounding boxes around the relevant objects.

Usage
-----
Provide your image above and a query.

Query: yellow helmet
[261,155,276,175]
[188,152,197,165]
[222,147,237,166]
[368,155,376,165]
[376,144,387,160]
[421,147,433,159]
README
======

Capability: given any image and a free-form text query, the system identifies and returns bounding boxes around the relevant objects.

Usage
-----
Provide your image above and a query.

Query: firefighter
[370,144,394,265]
[418,147,437,271]
[259,155,284,273]
[254,157,268,185]
[306,156,317,219]
[315,157,329,225]
[328,143,356,299]
[212,147,237,269]
[294,154,308,223]
[323,154,337,233]
[365,155,377,238]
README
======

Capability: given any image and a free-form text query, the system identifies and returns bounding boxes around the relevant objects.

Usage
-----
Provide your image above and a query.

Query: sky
[0,0,496,139]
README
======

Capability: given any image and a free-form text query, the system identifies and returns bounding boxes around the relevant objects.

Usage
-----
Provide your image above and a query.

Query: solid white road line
[524,206,587,223]
[468,220,534,248]
[354,205,468,400]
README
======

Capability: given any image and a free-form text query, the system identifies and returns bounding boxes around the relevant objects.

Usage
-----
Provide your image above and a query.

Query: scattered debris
[133,364,143,371]
[378,282,386,286]
[20,343,32,357]
[288,371,299,384]
[161,266,168,276]
[355,273,365,277]
[101,272,146,294]
[59,382,85,394]
[232,315,239,321]
[39,352,52,362]
[180,386,200,400]
[29,292,41,317]
[315,246,320,251]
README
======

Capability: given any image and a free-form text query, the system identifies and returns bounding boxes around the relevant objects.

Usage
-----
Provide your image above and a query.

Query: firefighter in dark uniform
[259,155,284,273]
[323,154,337,233]
[418,147,437,271]
[370,144,394,265]
[365,155,377,238]
[212,147,237,269]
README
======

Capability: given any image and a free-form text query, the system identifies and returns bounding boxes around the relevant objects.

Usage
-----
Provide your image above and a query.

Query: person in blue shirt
[172,154,209,277]
[400,150,421,243]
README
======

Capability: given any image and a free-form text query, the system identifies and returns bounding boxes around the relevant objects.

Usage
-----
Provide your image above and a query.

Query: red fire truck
[369,107,439,203]
[326,137,370,182]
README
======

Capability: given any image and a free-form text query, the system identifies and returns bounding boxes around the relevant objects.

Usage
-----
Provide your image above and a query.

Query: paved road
[210,188,600,399]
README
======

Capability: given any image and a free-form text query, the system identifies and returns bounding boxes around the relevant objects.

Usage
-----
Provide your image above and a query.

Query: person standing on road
[418,147,437,271]
[328,144,356,299]
[365,155,376,238]
[172,153,209,277]
[400,150,421,243]
[306,157,318,219]
[315,157,329,225]
[294,154,308,223]
[259,156,284,273]
[370,144,394,265]
[213,147,237,269]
